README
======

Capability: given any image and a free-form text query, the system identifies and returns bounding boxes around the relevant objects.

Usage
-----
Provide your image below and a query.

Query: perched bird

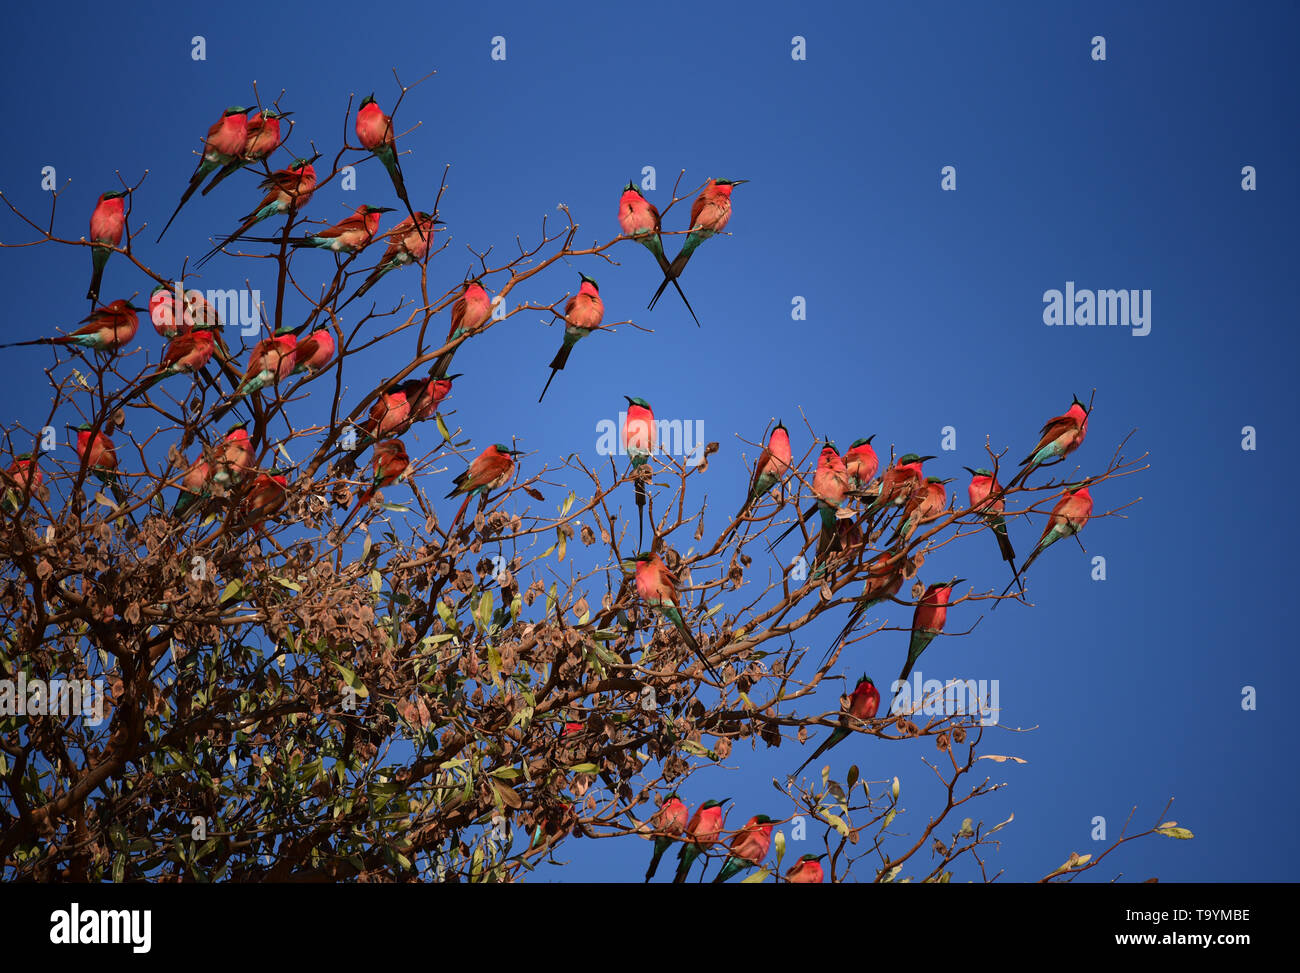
[341,439,410,528]
[712,815,775,883]
[359,384,411,444]
[965,467,1019,574]
[400,373,458,426]
[172,453,213,518]
[791,675,880,779]
[232,469,289,533]
[0,300,142,353]
[623,396,655,549]
[87,190,127,303]
[355,93,416,226]
[826,552,909,659]
[140,328,217,391]
[201,108,290,196]
[866,453,934,516]
[618,182,697,326]
[898,476,953,543]
[234,327,298,395]
[2,454,43,513]
[432,279,493,378]
[733,421,792,523]
[158,106,250,240]
[73,424,125,505]
[1011,395,1090,487]
[633,551,720,681]
[999,484,1093,600]
[843,436,879,491]
[539,273,605,401]
[197,155,320,266]
[239,203,392,254]
[673,799,727,884]
[785,854,826,884]
[212,422,254,490]
[648,178,747,312]
[148,283,184,339]
[445,443,522,529]
[290,328,335,376]
[349,211,440,302]
[891,579,964,714]
[644,792,689,882]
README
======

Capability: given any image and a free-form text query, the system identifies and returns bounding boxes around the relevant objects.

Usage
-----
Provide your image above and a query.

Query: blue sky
[2,1,1297,881]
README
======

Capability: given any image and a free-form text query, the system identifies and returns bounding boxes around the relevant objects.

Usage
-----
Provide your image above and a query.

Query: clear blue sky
[2,1,1296,881]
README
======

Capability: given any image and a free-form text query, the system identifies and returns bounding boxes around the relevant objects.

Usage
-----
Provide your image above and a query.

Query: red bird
[785,854,826,883]
[2,454,43,513]
[433,279,493,378]
[233,469,289,533]
[792,675,881,779]
[735,421,792,522]
[87,190,126,303]
[644,793,690,882]
[360,385,411,444]
[712,814,775,883]
[291,329,335,376]
[0,300,142,353]
[673,799,727,884]
[1012,395,1090,487]
[73,424,124,504]
[401,373,458,426]
[539,273,605,402]
[355,93,414,222]
[341,440,410,529]
[999,484,1094,600]
[843,436,879,490]
[648,177,748,312]
[158,105,250,240]
[445,443,523,529]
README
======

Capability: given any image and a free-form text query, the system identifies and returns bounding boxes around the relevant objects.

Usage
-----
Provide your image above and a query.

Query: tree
[0,76,1185,882]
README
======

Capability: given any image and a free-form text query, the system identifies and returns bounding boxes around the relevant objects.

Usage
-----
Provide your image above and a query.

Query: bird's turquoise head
[493,444,523,456]
[701,798,727,809]
[821,438,838,454]
[752,814,774,825]
[714,178,748,187]
[856,674,875,690]
[964,466,993,478]
[360,93,376,108]
[226,421,249,434]
[578,272,599,290]
[623,181,643,195]
[260,108,292,120]
[624,395,651,409]
[929,476,954,485]
[1072,393,1089,413]
[799,853,827,863]
[274,325,296,336]
[364,205,395,214]
[291,153,322,170]
[899,453,934,465]
[72,423,92,432]
[224,106,249,116]
[849,435,875,449]
[100,190,128,201]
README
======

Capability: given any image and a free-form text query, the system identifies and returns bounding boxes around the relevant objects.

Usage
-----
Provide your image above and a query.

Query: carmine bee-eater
[792,675,880,778]
[87,190,127,303]
[349,211,440,302]
[826,552,909,660]
[633,551,720,681]
[1010,395,1090,488]
[72,423,125,505]
[240,203,393,254]
[140,328,217,391]
[865,453,935,516]
[673,799,727,884]
[2,453,42,513]
[433,279,493,378]
[445,443,522,529]
[355,93,417,228]
[999,484,1093,600]
[158,106,250,241]
[401,372,458,426]
[843,436,879,491]
[712,814,775,883]
[197,155,321,267]
[233,468,289,533]
[648,178,748,312]
[201,108,291,196]
[769,440,846,551]
[898,476,953,543]
[733,421,792,525]
[0,300,142,353]
[644,792,689,883]
[891,579,964,714]
[212,422,254,490]
[624,396,655,549]
[340,439,410,529]
[539,273,605,402]
[359,384,411,445]
[785,854,826,883]
[172,453,213,518]
[232,326,298,396]
[964,466,1018,571]
[618,181,698,326]
[149,283,183,338]
[290,328,335,376]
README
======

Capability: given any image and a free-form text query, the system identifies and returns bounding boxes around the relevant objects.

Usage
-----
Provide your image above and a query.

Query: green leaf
[272,576,301,593]
[369,570,383,594]
[490,766,521,780]
[774,830,786,867]
[823,811,850,837]
[740,868,770,884]
[566,762,599,774]
[435,413,451,443]
[220,580,243,604]
[1155,826,1194,840]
